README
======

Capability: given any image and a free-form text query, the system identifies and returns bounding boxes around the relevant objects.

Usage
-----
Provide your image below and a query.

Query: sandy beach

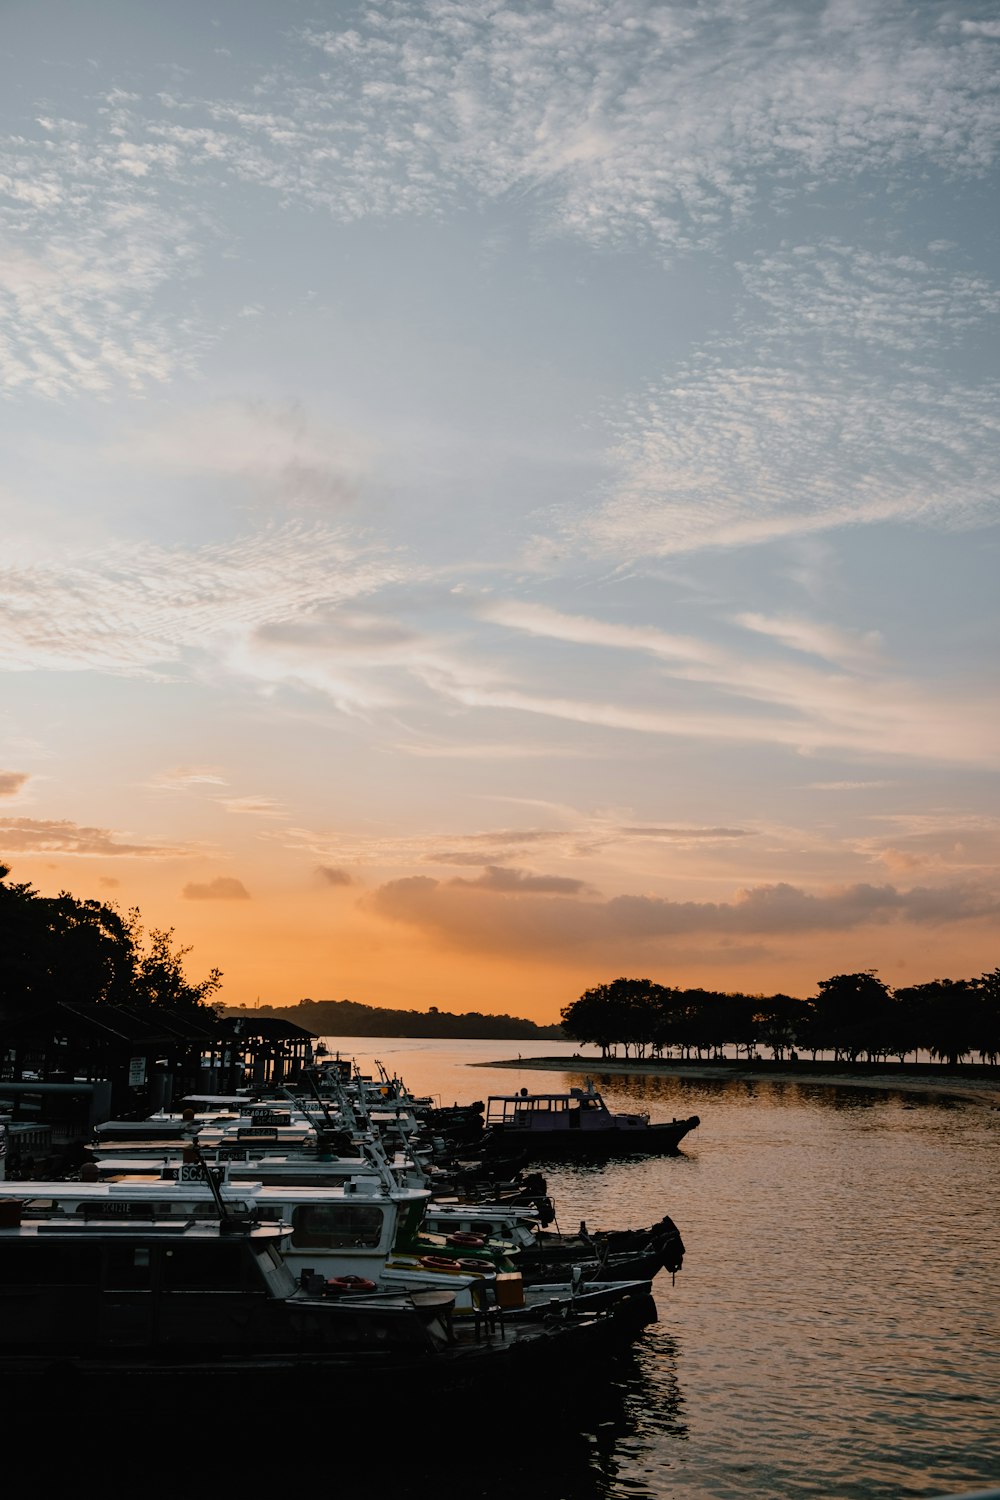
[479,1055,1000,1109]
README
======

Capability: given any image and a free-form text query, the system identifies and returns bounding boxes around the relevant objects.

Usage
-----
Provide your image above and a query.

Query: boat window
[0,1243,103,1286]
[290,1204,384,1249]
[104,1245,154,1290]
[161,1243,252,1291]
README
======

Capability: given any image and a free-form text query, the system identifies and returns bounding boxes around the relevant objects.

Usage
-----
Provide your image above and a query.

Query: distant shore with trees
[223,996,565,1040]
[556,972,1000,1068]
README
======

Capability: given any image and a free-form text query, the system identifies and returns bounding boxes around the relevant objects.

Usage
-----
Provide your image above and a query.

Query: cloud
[734,614,883,671]
[109,401,371,510]
[450,865,593,895]
[477,599,717,667]
[858,815,1000,878]
[579,358,1000,562]
[316,865,354,888]
[366,873,1000,956]
[807,781,894,792]
[182,876,251,900]
[219,797,284,817]
[0,106,206,396]
[737,244,1000,354]
[150,768,229,790]
[432,675,1000,769]
[0,524,411,688]
[0,817,189,857]
[473,596,1000,767]
[5,3,996,394]
[0,771,29,797]
[617,826,751,842]
[295,2,999,245]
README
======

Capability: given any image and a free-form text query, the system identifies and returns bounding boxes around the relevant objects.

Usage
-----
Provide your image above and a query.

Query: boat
[422,1201,685,1285]
[0,1158,664,1323]
[480,1078,700,1160]
[0,1194,656,1420]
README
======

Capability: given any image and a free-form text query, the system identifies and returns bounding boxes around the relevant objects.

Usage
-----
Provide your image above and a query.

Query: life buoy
[457,1258,487,1273]
[446,1233,485,1248]
[326,1275,377,1294]
[419,1255,459,1271]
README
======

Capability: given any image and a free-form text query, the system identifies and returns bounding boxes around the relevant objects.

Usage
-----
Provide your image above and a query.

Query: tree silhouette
[0,864,221,1018]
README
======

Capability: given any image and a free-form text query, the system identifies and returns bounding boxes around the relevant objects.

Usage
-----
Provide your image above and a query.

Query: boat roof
[0,1218,290,1242]
[1,1178,429,1206]
[487,1087,604,1102]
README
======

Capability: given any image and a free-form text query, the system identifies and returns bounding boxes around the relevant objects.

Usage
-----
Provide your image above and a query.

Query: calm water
[322,1038,1000,1500]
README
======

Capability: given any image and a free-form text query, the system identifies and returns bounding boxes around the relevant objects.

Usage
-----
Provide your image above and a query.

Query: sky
[1,0,998,1022]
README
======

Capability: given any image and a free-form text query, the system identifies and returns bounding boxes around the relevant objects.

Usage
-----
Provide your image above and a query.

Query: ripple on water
[320,1043,1000,1500]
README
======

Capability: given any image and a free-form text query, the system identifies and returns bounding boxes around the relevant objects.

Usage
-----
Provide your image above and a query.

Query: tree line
[0,863,222,1020]
[559,972,1000,1068]
[227,997,565,1040]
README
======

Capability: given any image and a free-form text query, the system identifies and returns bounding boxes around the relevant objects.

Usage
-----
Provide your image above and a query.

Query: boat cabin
[486,1083,647,1133]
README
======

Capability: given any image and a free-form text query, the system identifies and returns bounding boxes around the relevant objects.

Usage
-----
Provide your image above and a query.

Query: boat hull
[0,1294,657,1420]
[482,1115,699,1162]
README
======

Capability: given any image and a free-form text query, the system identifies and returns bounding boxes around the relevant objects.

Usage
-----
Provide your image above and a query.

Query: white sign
[128,1056,147,1087]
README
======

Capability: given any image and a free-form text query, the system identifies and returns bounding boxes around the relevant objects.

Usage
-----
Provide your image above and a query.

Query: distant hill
[222,997,565,1040]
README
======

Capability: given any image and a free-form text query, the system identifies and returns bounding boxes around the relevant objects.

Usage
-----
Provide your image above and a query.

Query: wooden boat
[0,1195,656,1419]
[480,1079,700,1160]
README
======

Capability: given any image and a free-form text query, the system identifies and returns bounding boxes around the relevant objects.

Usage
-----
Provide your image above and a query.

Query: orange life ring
[419,1255,459,1271]
[457,1258,487,1273]
[326,1275,377,1294]
[446,1233,486,1248]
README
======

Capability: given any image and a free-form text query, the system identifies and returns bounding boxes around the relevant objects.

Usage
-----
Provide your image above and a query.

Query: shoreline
[475,1055,1000,1108]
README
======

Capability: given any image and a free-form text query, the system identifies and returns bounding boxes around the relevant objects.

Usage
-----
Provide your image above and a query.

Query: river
[315,1037,999,1500]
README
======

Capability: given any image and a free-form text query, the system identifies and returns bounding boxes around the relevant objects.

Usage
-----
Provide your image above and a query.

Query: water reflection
[62,1345,687,1500]
[563,1066,975,1118]
[258,1041,1000,1500]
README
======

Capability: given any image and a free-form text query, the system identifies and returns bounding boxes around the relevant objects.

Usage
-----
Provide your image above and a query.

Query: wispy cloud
[475,596,994,766]
[0,524,410,681]
[218,797,284,817]
[0,816,191,857]
[734,614,883,671]
[4,3,996,396]
[182,876,250,900]
[0,105,207,396]
[858,814,1000,879]
[477,599,717,666]
[450,865,594,895]
[738,244,1000,354]
[578,358,1000,561]
[150,768,229,790]
[297,2,999,244]
[807,781,895,792]
[108,401,371,511]
[316,865,354,888]
[0,771,29,797]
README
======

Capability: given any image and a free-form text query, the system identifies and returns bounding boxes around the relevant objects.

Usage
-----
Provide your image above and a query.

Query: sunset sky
[1,0,998,1021]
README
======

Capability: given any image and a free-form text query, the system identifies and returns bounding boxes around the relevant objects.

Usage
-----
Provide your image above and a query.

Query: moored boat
[0,1195,656,1421]
[480,1079,700,1160]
